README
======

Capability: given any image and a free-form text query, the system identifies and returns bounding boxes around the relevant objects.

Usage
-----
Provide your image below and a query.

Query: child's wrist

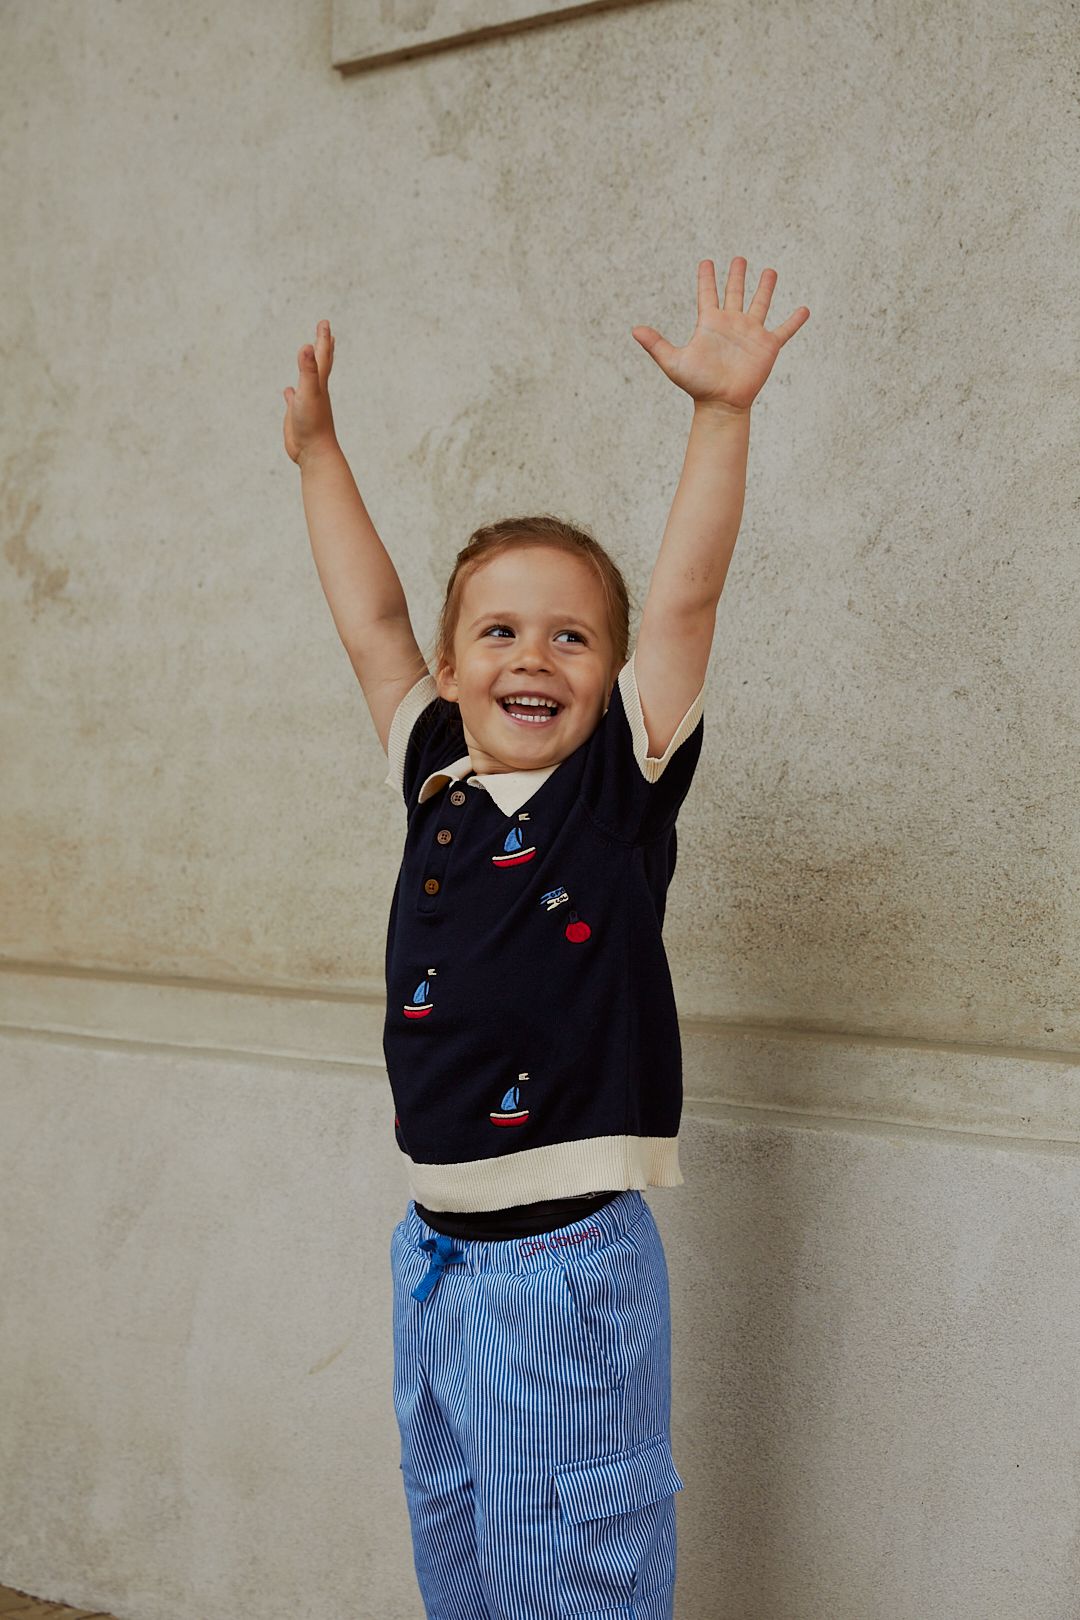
[693,399,751,421]
[298,434,342,471]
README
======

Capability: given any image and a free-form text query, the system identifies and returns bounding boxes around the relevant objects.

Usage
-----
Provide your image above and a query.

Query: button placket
[418,778,469,912]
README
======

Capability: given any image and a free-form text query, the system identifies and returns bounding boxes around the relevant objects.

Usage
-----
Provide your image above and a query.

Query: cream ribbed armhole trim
[617,649,706,782]
[383,671,439,797]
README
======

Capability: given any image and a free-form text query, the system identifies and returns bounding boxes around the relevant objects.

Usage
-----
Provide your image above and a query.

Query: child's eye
[479,622,582,641]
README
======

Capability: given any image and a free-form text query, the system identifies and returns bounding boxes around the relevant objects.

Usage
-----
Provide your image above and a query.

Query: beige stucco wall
[1,0,1077,1615]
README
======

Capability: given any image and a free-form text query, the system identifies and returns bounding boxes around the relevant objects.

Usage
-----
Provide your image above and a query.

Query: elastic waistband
[399,1189,650,1273]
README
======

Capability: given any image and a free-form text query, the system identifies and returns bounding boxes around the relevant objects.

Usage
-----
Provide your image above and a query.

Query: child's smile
[436,545,619,776]
[497,692,563,727]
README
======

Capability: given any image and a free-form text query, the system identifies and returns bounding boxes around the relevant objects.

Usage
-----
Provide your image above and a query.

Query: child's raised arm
[629,258,809,751]
[283,320,429,754]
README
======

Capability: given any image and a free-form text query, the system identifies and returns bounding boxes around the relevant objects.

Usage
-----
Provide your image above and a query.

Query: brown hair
[426,516,633,699]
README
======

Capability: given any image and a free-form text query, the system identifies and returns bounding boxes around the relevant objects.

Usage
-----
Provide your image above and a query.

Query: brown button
[423,878,440,895]
[436,828,452,845]
[449,789,466,805]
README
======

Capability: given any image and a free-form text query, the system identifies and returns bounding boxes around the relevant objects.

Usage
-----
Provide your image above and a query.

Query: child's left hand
[631,257,809,414]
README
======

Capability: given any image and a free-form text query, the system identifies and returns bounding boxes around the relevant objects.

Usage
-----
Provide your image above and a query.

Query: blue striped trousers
[390,1190,685,1619]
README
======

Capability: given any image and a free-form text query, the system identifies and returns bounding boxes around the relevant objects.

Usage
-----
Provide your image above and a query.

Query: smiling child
[283,257,808,1619]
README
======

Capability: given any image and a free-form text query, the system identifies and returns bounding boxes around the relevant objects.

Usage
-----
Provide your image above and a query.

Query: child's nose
[513,636,551,666]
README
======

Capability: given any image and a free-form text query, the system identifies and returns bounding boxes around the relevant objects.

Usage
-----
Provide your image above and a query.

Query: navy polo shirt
[381,648,706,1227]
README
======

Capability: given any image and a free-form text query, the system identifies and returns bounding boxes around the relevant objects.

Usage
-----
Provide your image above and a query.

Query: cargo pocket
[553,1432,684,1617]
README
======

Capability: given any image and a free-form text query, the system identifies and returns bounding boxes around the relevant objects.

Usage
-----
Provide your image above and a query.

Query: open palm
[632,258,809,412]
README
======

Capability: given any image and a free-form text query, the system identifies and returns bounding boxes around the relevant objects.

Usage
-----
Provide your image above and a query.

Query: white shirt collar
[417,754,561,818]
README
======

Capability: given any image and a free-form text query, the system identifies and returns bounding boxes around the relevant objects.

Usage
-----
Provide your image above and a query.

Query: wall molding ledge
[3,963,1079,1146]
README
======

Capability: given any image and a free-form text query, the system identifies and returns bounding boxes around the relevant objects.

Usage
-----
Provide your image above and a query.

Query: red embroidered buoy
[565,913,591,943]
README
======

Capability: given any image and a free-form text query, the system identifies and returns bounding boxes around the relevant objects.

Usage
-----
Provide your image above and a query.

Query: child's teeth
[501,697,556,723]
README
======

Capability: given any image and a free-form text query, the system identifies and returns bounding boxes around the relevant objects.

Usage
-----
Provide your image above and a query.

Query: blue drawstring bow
[411,1232,467,1301]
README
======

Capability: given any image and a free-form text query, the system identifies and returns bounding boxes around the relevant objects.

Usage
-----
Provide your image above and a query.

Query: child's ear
[435,661,458,702]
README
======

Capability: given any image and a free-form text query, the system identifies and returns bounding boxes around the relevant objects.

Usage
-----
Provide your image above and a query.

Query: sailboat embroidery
[490,1072,530,1127]
[403,967,437,1019]
[492,821,537,867]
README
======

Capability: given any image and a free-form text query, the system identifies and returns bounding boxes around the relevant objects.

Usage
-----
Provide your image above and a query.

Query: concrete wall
[1,0,1077,1615]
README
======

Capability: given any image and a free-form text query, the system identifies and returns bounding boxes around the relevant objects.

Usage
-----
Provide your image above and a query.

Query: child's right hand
[282,319,339,466]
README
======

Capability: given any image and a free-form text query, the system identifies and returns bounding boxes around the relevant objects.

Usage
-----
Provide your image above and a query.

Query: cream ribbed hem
[400,1134,683,1214]
[618,649,706,782]
[383,671,439,795]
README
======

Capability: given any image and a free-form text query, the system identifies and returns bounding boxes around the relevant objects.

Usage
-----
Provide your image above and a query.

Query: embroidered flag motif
[540,887,592,943]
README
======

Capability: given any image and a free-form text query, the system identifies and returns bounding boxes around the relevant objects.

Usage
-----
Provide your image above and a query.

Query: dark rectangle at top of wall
[333,0,659,74]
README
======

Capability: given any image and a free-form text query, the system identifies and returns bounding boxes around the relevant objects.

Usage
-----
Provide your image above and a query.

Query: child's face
[437,546,620,776]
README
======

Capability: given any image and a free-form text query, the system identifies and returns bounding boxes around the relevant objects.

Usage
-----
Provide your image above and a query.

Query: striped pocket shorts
[390,1189,685,1620]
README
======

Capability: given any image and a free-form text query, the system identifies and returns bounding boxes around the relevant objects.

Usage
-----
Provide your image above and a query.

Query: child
[283,258,808,1619]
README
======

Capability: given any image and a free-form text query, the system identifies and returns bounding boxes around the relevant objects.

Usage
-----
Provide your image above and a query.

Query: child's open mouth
[498,696,562,727]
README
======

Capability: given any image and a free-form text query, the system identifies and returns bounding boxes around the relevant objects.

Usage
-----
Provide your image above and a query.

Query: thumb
[630,326,680,378]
